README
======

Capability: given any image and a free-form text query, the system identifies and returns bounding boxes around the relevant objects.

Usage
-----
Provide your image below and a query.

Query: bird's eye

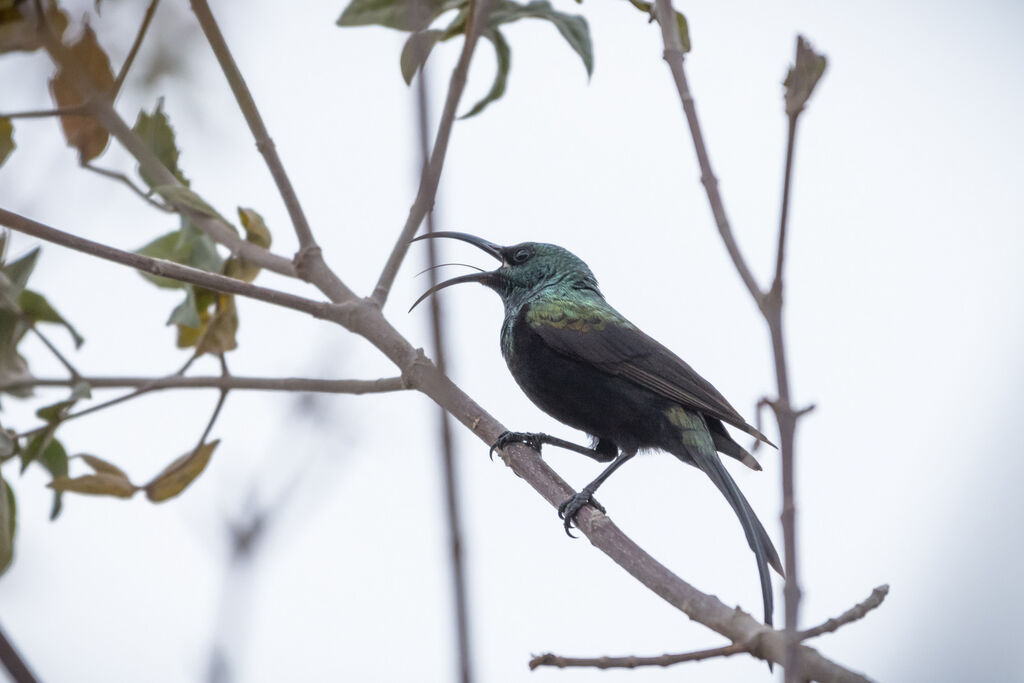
[512,248,531,264]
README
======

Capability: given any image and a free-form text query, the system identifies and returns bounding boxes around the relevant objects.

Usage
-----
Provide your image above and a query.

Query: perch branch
[799,585,889,641]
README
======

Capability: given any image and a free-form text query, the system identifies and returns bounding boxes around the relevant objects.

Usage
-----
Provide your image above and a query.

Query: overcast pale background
[1,0,1022,681]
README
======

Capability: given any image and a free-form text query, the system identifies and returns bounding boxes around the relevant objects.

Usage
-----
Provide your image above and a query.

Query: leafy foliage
[339,0,592,117]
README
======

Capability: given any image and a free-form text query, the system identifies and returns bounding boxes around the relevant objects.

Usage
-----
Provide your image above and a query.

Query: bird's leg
[489,431,617,463]
[558,449,637,537]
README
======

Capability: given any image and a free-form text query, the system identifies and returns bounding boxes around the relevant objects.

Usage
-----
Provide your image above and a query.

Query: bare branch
[3,375,405,394]
[82,162,174,212]
[29,325,79,379]
[0,105,87,119]
[112,0,160,96]
[799,585,890,641]
[0,622,39,683]
[413,48,473,682]
[653,0,764,307]
[530,639,750,670]
[187,0,330,275]
[0,208,331,320]
[370,0,498,306]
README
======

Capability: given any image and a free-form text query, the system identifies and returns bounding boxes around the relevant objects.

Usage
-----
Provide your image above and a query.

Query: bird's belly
[505,327,670,452]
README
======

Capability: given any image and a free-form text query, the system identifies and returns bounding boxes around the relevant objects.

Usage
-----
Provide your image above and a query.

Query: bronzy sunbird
[411,232,784,626]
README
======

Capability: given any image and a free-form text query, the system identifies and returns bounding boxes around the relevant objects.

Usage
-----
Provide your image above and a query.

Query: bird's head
[409,232,600,312]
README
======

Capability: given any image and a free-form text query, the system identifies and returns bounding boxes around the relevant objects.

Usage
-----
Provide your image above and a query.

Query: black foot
[489,431,544,460]
[557,490,605,538]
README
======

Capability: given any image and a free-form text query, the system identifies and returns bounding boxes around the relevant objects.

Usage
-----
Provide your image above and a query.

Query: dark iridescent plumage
[411,233,783,626]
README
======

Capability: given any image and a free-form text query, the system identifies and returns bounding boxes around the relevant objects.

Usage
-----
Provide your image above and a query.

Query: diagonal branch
[370,0,498,307]
[653,0,764,307]
[112,0,160,96]
[799,585,889,641]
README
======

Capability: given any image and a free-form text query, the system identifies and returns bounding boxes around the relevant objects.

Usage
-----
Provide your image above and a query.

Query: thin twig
[0,622,39,683]
[370,0,497,307]
[653,1,764,308]
[529,639,751,670]
[799,585,889,641]
[2,375,405,394]
[188,0,323,264]
[29,325,79,379]
[194,353,230,447]
[0,105,87,119]
[0,209,331,320]
[112,0,160,96]
[82,162,174,212]
[414,44,473,683]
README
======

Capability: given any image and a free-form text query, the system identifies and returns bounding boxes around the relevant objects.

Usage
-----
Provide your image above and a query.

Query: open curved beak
[409,232,504,312]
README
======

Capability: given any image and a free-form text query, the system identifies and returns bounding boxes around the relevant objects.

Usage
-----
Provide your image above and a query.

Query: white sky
[1,0,1023,681]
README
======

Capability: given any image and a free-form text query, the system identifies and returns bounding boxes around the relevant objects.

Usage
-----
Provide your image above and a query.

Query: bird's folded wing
[527,299,771,444]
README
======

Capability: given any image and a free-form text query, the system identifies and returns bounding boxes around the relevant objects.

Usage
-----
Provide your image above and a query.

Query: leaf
[488,1,592,76]
[784,35,827,117]
[1,246,39,302]
[144,440,219,502]
[400,29,445,84]
[27,436,68,519]
[0,117,13,168]
[168,285,201,328]
[0,311,32,397]
[19,289,85,348]
[0,475,13,576]
[136,220,224,290]
[79,454,130,479]
[132,98,188,188]
[50,474,136,498]
[194,293,238,356]
[0,424,14,458]
[237,208,271,248]
[460,29,511,119]
[337,0,458,31]
[227,208,272,283]
[35,381,90,424]
[48,25,114,163]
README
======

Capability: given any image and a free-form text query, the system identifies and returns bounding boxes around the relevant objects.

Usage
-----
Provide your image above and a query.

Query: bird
[410,231,784,626]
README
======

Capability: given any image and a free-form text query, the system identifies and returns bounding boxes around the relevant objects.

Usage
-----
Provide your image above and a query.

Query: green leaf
[168,286,201,328]
[0,423,14,458]
[488,1,592,76]
[145,440,219,502]
[24,436,68,519]
[460,29,511,119]
[0,117,13,168]
[1,247,39,301]
[337,0,459,31]
[400,29,445,84]
[132,98,188,188]
[136,221,224,290]
[19,289,85,348]
[0,475,13,576]
[0,310,31,397]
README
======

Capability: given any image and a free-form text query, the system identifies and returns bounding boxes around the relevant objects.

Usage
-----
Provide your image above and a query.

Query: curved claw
[557,491,605,537]
[489,431,542,461]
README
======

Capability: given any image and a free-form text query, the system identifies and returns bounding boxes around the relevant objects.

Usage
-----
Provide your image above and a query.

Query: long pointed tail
[666,407,783,626]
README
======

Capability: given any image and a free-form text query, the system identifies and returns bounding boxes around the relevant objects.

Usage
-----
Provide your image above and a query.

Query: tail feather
[666,407,782,626]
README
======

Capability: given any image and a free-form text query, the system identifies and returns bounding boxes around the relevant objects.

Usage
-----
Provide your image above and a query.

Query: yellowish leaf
[194,294,238,356]
[79,454,130,479]
[144,440,219,502]
[50,474,137,499]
